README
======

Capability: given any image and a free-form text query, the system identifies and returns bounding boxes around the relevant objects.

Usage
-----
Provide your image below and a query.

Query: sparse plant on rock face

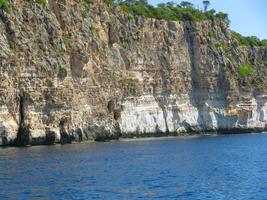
[81,0,91,18]
[89,26,96,33]
[59,64,65,70]
[239,64,255,77]
[208,31,216,38]
[214,43,222,49]
[26,0,46,6]
[35,0,46,5]
[0,0,10,13]
[62,36,72,48]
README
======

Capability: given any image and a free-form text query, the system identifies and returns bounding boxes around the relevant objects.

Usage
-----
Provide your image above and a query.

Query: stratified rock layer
[0,0,267,146]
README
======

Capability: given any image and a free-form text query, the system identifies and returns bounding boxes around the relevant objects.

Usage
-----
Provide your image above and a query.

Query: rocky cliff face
[0,0,267,146]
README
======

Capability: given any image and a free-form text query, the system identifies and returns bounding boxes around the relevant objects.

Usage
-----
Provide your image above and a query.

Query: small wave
[118,135,208,142]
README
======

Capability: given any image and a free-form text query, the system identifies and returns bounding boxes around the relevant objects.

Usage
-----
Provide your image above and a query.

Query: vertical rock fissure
[184,22,212,132]
[184,22,199,132]
[15,91,30,146]
[162,106,170,134]
[48,0,65,30]
[108,23,113,47]
[59,119,72,144]
[153,94,170,134]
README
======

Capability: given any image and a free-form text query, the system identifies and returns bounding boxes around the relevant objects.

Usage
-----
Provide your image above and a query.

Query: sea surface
[1,133,267,199]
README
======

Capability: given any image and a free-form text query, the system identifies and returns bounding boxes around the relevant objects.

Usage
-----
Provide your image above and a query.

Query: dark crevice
[15,91,30,147]
[153,94,170,134]
[108,23,113,47]
[48,0,65,30]
[184,22,213,131]
[59,119,73,144]
[108,23,119,47]
[45,130,56,145]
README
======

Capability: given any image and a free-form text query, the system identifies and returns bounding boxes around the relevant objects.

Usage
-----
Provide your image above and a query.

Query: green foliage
[81,1,91,18]
[103,0,115,5]
[214,43,222,49]
[239,64,255,77]
[180,1,193,8]
[215,12,230,25]
[62,36,72,48]
[35,0,46,5]
[89,25,96,33]
[0,0,48,17]
[127,14,134,20]
[262,39,267,46]
[0,0,10,13]
[208,30,216,38]
[232,31,267,47]
[107,0,230,24]
[203,0,210,12]
[59,64,65,69]
[23,0,46,6]
[26,0,46,6]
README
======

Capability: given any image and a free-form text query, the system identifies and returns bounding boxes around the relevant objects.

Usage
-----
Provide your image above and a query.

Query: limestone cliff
[0,0,267,146]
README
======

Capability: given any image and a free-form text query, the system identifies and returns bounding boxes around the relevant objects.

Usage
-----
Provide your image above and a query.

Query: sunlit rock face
[0,1,267,146]
[119,95,267,136]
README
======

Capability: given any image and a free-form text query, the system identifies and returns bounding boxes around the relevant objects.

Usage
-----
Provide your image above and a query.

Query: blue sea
[1,133,267,199]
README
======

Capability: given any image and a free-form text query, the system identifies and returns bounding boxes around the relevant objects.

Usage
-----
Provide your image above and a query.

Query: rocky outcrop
[0,0,267,146]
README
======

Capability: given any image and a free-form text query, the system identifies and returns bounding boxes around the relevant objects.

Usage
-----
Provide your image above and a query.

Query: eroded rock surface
[0,1,267,146]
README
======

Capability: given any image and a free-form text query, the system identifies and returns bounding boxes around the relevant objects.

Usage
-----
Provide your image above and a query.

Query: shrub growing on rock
[0,0,10,13]
[239,64,255,77]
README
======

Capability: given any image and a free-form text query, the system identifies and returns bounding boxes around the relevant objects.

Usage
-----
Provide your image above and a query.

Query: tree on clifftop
[180,1,193,8]
[203,0,210,12]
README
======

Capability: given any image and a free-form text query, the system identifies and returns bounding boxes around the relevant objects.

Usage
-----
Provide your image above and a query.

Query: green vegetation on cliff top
[106,0,266,47]
[232,31,267,47]
[107,0,230,25]
[0,0,266,47]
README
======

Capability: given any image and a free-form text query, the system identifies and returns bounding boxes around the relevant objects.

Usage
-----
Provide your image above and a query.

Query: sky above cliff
[148,0,267,39]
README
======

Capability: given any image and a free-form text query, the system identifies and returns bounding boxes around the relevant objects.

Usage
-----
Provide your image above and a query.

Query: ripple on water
[1,133,267,199]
